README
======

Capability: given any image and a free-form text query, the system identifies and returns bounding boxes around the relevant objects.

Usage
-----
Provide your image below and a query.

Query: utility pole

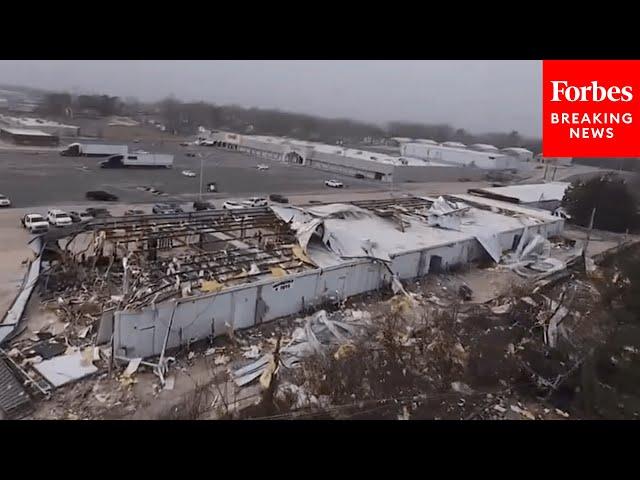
[584,207,597,258]
[198,156,204,201]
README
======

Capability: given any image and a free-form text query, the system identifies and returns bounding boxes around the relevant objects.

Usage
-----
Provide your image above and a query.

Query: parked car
[124,209,146,216]
[185,152,196,157]
[152,203,183,214]
[193,200,215,211]
[21,214,49,234]
[86,190,119,201]
[69,211,93,223]
[180,142,190,147]
[325,179,344,188]
[47,209,73,227]
[0,193,11,207]
[222,200,246,210]
[354,173,365,179]
[182,170,197,177]
[242,197,268,207]
[269,194,289,204]
[85,208,111,218]
[257,164,269,170]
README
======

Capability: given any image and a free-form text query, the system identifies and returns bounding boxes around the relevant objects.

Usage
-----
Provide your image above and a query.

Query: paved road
[0,142,389,208]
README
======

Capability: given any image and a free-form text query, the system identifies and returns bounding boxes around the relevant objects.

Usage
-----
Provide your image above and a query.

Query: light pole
[198,156,204,200]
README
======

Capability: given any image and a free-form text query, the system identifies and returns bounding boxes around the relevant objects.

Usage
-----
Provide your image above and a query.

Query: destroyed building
[1,195,565,380]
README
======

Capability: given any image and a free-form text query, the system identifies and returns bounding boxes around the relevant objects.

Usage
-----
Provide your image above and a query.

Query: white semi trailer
[60,143,129,157]
[99,153,173,168]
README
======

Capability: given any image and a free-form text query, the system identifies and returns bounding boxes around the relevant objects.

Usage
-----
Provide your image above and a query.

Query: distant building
[468,182,570,211]
[535,154,573,166]
[0,115,79,137]
[0,128,59,146]
[502,147,535,162]
[401,142,521,170]
[468,143,499,152]
[197,131,488,183]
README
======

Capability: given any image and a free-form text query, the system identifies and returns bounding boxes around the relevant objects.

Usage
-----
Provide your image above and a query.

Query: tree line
[38,92,541,151]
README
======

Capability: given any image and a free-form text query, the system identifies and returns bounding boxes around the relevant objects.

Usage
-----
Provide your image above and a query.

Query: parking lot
[0,141,387,208]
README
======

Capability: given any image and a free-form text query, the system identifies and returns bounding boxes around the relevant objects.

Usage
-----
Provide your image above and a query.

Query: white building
[468,143,499,152]
[401,142,522,170]
[502,147,535,162]
[0,115,79,137]
[468,182,570,211]
[38,195,564,359]
[535,154,573,167]
[198,131,488,183]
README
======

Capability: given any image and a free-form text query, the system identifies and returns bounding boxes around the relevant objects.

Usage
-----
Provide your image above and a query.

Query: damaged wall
[111,219,564,359]
[113,259,389,358]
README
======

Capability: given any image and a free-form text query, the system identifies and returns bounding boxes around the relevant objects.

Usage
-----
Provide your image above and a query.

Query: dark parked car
[85,207,112,218]
[152,203,184,214]
[69,211,93,223]
[86,190,118,201]
[186,152,196,157]
[269,194,289,204]
[354,173,365,179]
[193,200,215,211]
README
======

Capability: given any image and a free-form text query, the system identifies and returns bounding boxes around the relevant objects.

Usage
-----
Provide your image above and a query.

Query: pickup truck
[47,209,73,227]
[21,214,49,234]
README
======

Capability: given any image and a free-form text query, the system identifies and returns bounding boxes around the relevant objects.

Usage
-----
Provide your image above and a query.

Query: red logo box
[543,60,640,157]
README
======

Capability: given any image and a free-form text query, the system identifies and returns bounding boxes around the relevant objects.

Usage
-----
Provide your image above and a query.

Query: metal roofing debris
[273,195,559,267]
[0,357,33,419]
[0,256,42,344]
[232,309,364,386]
[33,351,98,388]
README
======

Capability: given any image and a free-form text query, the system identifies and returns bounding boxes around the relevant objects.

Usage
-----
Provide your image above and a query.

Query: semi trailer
[60,143,129,157]
[99,153,173,168]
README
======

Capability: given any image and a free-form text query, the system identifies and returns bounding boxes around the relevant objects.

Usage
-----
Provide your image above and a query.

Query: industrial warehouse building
[5,194,564,359]
[0,127,59,146]
[200,131,492,183]
[400,142,524,170]
[0,115,79,137]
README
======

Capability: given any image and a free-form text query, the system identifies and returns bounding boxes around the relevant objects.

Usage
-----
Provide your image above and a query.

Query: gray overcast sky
[0,60,542,137]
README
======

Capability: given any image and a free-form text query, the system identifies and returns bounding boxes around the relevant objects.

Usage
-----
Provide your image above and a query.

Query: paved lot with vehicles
[0,142,388,208]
